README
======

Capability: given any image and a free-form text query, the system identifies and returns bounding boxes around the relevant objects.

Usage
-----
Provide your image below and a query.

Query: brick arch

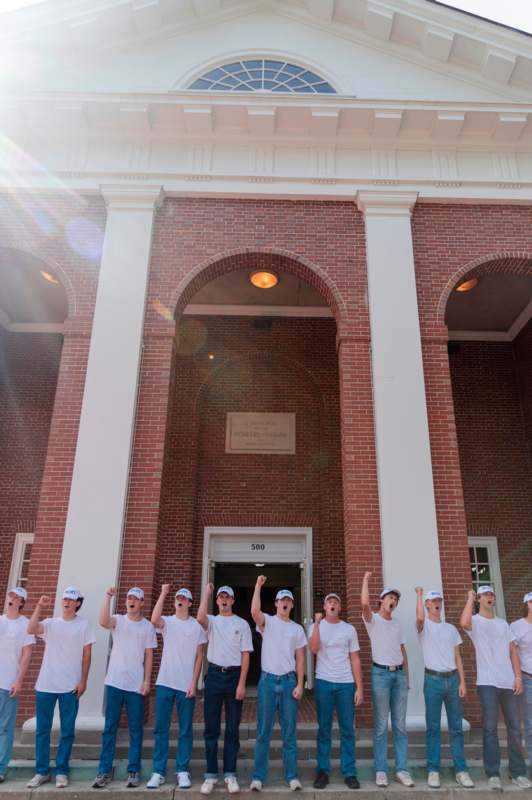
[437,252,532,327]
[193,349,327,416]
[170,247,347,326]
[0,244,77,319]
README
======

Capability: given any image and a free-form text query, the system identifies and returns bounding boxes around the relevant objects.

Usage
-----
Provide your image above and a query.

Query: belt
[208,663,241,673]
[262,670,296,679]
[373,662,403,672]
[522,671,532,678]
[425,668,457,679]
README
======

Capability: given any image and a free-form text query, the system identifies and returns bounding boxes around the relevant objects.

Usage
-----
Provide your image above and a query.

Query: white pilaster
[51,185,163,727]
[357,191,444,729]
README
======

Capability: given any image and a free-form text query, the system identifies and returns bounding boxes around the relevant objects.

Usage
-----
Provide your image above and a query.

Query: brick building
[0,0,531,732]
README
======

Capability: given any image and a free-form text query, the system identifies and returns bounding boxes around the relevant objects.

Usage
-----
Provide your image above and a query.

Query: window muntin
[188,59,335,94]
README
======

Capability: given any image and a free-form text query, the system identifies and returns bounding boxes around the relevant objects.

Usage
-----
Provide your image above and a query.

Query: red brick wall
[449,340,532,621]
[515,319,532,469]
[0,330,62,593]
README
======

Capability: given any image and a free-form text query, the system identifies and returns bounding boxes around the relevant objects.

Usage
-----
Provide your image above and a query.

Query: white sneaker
[56,774,69,788]
[177,772,192,789]
[201,778,218,794]
[147,773,166,789]
[27,774,51,789]
[289,779,302,791]
[225,776,240,794]
[375,771,388,787]
[396,771,415,787]
[428,772,440,788]
[249,779,262,792]
[488,776,502,790]
[456,771,475,788]
[512,776,532,789]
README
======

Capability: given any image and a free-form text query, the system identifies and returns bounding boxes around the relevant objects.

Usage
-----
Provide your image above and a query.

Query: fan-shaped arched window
[188,59,336,94]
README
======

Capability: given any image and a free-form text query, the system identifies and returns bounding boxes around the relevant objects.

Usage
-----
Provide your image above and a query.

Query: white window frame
[468,536,506,619]
[8,532,34,590]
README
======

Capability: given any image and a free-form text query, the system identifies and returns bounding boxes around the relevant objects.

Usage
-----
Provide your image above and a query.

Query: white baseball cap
[217,585,234,598]
[276,589,294,601]
[10,587,28,602]
[127,587,144,600]
[324,592,341,602]
[62,586,81,601]
[380,587,401,599]
[523,591,532,604]
[426,590,443,601]
[175,588,193,601]
[477,585,495,595]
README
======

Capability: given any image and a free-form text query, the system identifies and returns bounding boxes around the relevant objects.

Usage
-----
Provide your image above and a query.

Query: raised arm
[308,612,322,655]
[10,643,33,697]
[151,584,170,630]
[460,590,476,631]
[99,587,117,629]
[415,586,425,633]
[27,595,49,635]
[361,572,373,624]
[251,575,267,628]
[350,651,364,706]
[197,583,213,630]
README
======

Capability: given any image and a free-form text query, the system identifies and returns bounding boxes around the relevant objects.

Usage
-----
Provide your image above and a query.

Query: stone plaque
[225,412,295,454]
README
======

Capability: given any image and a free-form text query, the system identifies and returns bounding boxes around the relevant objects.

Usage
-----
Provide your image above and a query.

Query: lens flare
[65,217,104,261]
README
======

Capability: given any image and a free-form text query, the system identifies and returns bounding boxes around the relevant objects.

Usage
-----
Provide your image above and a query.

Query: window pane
[476,547,489,563]
[188,61,335,94]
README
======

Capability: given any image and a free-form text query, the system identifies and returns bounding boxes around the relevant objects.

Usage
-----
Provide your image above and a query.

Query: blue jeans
[478,685,527,778]
[153,685,195,775]
[203,665,242,779]
[35,691,79,776]
[371,665,408,774]
[315,679,356,777]
[253,671,299,783]
[98,685,145,775]
[0,689,18,776]
[523,674,532,772]
[424,672,466,773]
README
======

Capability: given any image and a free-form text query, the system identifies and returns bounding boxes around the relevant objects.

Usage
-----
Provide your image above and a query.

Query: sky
[1,0,532,34]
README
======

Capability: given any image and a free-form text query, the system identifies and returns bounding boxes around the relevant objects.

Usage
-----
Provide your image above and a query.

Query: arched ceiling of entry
[0,247,68,324]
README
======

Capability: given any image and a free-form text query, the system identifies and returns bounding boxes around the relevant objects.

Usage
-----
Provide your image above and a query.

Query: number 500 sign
[250,543,266,551]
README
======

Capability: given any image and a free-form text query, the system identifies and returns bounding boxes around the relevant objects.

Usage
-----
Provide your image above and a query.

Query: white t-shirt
[0,615,35,691]
[363,612,405,667]
[206,614,253,667]
[510,618,532,675]
[466,614,516,689]
[156,616,208,692]
[105,615,157,693]
[418,618,462,673]
[258,614,307,676]
[36,616,96,693]
[308,619,359,683]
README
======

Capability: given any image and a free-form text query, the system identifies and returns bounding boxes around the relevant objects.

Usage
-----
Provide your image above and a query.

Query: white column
[44,186,162,729]
[357,191,444,729]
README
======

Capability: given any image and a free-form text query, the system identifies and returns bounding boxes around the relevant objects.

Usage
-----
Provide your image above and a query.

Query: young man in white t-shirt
[146,584,208,790]
[308,592,363,790]
[0,587,35,782]
[249,575,307,792]
[460,586,530,790]
[197,583,253,796]
[361,572,413,788]
[27,587,96,789]
[92,586,157,790]
[415,587,473,789]
[510,591,532,780]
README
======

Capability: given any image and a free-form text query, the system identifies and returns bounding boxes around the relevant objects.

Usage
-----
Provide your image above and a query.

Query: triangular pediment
[2,0,532,102]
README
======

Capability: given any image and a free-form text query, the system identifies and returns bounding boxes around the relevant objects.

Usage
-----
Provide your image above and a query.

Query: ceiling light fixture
[40,270,59,285]
[455,277,479,293]
[250,271,278,289]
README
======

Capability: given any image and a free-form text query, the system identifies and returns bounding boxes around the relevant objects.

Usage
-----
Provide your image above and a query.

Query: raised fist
[161,584,171,595]
[106,587,117,597]
[256,575,267,587]
[363,572,372,581]
[38,595,50,607]
[314,612,323,624]
[468,590,477,602]
[205,582,214,595]
[415,586,423,596]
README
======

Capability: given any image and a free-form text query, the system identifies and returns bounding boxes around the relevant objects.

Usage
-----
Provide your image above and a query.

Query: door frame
[202,526,314,687]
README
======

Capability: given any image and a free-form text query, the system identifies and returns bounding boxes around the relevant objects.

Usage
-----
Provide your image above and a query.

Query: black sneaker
[0,775,5,784]
[313,771,329,789]
[92,773,111,789]
[345,776,360,790]
[126,772,140,788]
